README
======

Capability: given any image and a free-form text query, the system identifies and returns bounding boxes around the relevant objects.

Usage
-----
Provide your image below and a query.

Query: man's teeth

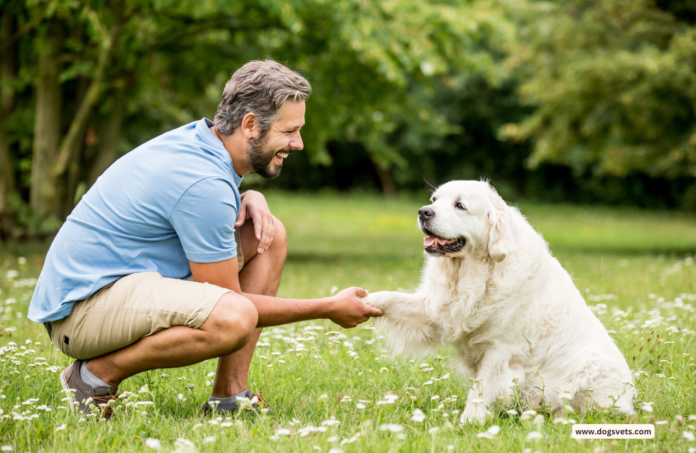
[277,152,289,158]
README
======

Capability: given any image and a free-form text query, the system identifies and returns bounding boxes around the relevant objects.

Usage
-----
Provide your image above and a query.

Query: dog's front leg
[362,291,440,357]
[461,348,525,424]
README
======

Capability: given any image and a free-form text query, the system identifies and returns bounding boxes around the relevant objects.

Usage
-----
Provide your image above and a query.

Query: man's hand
[326,287,383,328]
[235,190,275,254]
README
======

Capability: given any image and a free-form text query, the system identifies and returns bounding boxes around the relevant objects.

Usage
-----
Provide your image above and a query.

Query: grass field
[1,193,696,452]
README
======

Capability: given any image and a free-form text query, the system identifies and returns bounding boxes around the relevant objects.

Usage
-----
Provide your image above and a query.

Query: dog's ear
[487,189,517,262]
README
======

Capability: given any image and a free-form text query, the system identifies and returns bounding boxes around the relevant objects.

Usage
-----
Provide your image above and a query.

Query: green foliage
[3,0,696,242]
[504,0,696,179]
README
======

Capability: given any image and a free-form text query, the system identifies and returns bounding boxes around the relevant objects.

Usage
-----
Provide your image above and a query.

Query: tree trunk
[51,22,121,178]
[88,83,127,187]
[372,159,397,197]
[0,10,17,217]
[59,77,90,219]
[30,21,62,217]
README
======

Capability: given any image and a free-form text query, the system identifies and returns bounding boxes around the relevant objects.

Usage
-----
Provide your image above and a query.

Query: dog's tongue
[424,236,451,247]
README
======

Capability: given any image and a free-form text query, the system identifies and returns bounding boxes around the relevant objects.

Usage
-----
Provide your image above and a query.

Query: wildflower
[55,424,67,431]
[526,431,543,441]
[321,419,341,426]
[0,447,12,452]
[145,438,161,450]
[534,414,545,428]
[203,436,216,443]
[423,381,433,386]
[411,409,425,422]
[298,426,328,437]
[520,409,537,420]
[340,433,360,445]
[318,394,328,402]
[276,428,291,436]
[507,409,518,416]
[684,431,696,442]
[177,394,186,402]
[641,402,654,412]
[173,438,197,453]
[379,424,404,433]
[656,421,668,425]
[192,423,203,430]
[341,396,352,403]
[488,425,501,435]
[428,427,440,434]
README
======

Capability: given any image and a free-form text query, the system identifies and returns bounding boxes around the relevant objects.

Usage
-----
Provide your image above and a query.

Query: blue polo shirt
[28,118,243,323]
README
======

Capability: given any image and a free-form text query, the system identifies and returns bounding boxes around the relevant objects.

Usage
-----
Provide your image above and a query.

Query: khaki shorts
[50,231,244,360]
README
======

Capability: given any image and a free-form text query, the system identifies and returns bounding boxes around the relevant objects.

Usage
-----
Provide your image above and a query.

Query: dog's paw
[361,292,393,310]
[460,399,487,424]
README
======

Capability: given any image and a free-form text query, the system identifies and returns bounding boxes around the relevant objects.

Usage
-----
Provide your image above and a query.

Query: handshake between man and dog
[362,180,634,424]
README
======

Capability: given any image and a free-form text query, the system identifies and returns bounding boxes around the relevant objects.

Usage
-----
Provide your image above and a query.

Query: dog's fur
[362,181,634,423]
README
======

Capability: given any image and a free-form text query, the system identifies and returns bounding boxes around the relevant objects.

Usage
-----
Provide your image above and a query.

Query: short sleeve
[169,177,238,263]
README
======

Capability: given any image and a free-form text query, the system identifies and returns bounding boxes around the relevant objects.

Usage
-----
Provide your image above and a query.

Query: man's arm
[190,258,382,328]
[234,190,275,255]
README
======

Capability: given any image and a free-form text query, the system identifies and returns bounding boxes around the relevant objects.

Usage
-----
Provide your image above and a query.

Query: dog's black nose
[419,207,435,220]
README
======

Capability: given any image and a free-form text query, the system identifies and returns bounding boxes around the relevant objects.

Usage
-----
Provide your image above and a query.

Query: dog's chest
[422,258,517,342]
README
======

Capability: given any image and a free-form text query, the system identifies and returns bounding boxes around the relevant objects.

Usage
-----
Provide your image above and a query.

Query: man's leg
[211,217,287,398]
[85,291,258,387]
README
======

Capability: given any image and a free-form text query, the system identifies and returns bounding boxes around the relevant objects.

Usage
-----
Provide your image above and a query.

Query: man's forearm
[240,292,335,327]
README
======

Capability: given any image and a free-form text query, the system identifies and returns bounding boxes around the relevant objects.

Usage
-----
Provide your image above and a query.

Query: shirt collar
[197,118,244,186]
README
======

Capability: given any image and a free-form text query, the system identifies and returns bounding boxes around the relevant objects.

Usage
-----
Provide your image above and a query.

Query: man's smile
[274,149,292,164]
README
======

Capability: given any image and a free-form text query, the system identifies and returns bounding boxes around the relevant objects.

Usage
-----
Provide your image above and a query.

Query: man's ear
[241,112,258,140]
[486,189,517,262]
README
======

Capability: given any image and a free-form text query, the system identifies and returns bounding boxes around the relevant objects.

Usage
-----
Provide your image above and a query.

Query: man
[28,60,382,418]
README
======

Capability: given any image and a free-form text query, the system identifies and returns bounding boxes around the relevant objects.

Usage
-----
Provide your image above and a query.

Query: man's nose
[290,130,304,150]
[419,207,435,220]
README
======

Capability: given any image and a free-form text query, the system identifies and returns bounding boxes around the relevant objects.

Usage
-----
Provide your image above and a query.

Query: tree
[0,0,506,240]
[502,0,696,181]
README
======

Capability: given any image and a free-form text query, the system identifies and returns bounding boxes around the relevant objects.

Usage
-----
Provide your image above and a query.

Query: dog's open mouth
[423,235,466,255]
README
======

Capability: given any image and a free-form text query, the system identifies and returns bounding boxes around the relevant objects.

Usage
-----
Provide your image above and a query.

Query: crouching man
[28,60,382,419]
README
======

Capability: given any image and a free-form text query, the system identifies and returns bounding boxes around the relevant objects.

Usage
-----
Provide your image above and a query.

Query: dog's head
[418,180,517,262]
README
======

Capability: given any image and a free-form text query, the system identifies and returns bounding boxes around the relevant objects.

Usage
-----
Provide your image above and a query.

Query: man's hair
[214,60,312,136]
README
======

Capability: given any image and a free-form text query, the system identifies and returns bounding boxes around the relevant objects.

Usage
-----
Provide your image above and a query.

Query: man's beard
[246,135,289,180]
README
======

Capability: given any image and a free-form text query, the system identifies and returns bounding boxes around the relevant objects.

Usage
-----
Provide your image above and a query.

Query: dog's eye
[455,202,467,211]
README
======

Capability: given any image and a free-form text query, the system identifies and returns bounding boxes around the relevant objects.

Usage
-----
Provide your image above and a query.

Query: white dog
[362,180,634,423]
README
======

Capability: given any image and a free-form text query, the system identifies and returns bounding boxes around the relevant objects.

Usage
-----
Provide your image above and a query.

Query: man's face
[247,100,305,179]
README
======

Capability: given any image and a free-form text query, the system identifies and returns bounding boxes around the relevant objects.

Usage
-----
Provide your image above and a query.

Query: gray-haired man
[29,60,382,418]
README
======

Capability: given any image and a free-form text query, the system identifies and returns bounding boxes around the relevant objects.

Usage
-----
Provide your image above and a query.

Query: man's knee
[202,292,258,354]
[271,216,287,258]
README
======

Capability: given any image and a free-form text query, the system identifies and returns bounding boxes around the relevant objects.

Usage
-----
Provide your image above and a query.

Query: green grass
[1,193,696,452]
